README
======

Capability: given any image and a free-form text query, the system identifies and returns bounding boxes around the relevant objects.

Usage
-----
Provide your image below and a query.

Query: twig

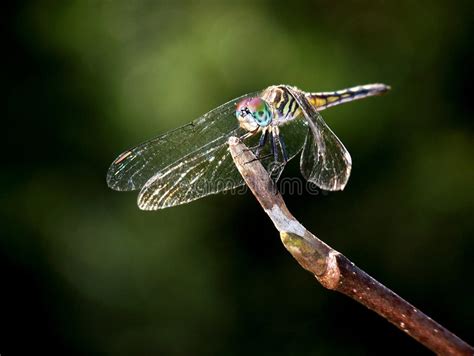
[228,136,473,356]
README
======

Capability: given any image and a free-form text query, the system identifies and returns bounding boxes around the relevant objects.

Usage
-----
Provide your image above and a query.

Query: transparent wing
[107,92,257,192]
[286,86,352,191]
[136,116,308,210]
[137,138,242,210]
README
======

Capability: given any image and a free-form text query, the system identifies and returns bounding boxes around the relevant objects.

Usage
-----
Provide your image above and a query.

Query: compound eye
[255,107,271,126]
[236,97,272,127]
[254,111,265,121]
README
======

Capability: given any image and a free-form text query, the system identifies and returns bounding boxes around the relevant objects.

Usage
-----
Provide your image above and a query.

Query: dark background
[3,1,473,355]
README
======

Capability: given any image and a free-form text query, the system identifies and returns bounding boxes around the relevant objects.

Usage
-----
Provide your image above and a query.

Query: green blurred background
[3,1,473,355]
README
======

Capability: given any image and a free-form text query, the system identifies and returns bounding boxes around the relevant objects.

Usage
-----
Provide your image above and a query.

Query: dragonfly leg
[237,129,260,159]
[245,130,272,164]
[239,130,257,141]
[242,129,267,152]
[240,129,266,151]
[255,130,268,158]
[256,129,285,163]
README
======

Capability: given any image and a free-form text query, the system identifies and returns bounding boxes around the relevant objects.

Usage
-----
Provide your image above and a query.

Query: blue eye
[254,109,271,126]
[236,97,272,127]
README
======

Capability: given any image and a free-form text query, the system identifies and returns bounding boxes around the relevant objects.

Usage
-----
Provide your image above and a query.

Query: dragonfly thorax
[262,85,302,124]
[236,97,272,132]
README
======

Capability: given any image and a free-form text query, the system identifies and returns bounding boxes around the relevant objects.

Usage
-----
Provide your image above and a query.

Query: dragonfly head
[236,97,272,132]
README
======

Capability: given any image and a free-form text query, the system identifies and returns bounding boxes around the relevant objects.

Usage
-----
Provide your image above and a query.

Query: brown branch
[228,137,473,356]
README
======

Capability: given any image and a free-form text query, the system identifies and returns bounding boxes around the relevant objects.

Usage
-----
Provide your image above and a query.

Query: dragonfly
[107,83,390,210]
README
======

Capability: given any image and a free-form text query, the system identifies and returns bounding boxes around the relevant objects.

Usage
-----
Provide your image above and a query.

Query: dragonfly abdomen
[306,83,390,111]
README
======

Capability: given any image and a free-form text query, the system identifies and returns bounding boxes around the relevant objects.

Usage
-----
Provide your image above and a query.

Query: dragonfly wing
[136,116,308,210]
[107,92,257,192]
[286,86,352,191]
[137,136,245,209]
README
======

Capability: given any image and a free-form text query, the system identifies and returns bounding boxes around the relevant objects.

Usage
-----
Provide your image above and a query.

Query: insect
[107,83,390,209]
